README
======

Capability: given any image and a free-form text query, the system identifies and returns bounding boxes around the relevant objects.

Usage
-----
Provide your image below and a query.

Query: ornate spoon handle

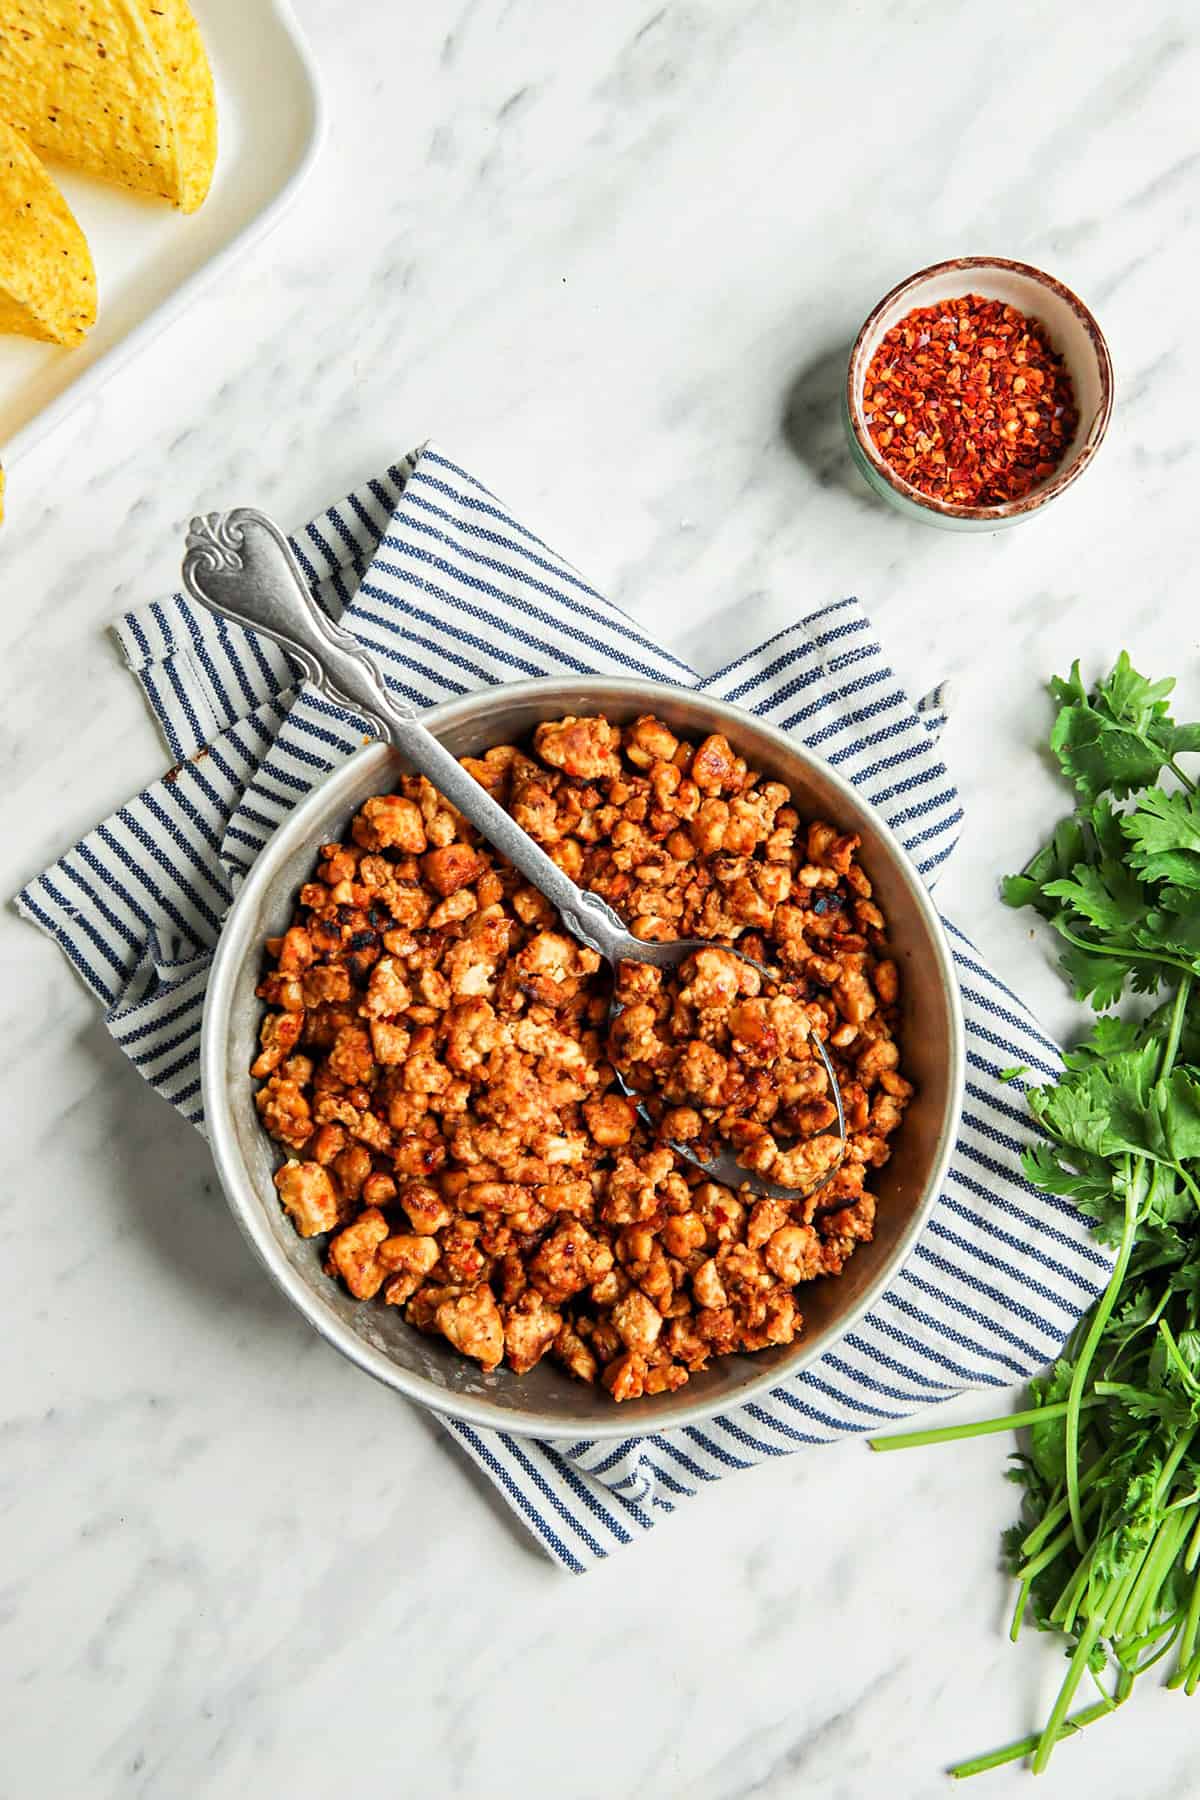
[182,508,410,735]
[181,508,634,961]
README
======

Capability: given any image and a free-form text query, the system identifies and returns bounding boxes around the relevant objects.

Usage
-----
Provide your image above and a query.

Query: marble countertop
[4,1,1200,1794]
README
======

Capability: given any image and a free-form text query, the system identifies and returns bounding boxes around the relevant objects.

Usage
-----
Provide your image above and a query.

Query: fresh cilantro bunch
[870,654,1200,1777]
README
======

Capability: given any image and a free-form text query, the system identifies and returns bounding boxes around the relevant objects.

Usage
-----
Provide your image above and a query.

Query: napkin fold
[17,445,1111,1571]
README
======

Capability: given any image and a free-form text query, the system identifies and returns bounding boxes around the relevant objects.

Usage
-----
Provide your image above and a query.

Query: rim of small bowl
[845,255,1114,523]
[202,678,966,1439]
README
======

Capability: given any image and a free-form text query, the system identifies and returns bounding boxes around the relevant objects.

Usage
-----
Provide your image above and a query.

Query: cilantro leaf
[1169,1259,1200,1304]
[1043,863,1143,934]
[1048,652,1193,800]
[1003,815,1087,916]
[1137,907,1200,966]
[1009,794,1185,1010]
[1028,1360,1073,1483]
[1051,695,1168,799]
[1122,787,1200,888]
[1048,660,1089,711]
[1063,1015,1146,1068]
[1021,1141,1121,1236]
[1053,933,1138,1010]
[1037,1051,1200,1168]
[1096,653,1176,734]
[1176,1329,1200,1378]
[1027,1067,1123,1156]
[1114,1283,1157,1330]
[1092,1461,1163,1580]
[1165,722,1200,757]
[1142,1164,1196,1229]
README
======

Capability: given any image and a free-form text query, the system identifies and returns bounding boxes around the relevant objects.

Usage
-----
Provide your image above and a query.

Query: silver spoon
[182,508,846,1207]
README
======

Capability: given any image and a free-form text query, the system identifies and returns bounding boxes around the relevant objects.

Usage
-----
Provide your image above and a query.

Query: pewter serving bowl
[203,678,965,1439]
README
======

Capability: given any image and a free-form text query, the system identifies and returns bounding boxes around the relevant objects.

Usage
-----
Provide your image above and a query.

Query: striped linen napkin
[16,445,1112,1572]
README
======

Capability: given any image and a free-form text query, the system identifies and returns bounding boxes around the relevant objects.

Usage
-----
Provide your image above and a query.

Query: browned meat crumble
[252,714,911,1401]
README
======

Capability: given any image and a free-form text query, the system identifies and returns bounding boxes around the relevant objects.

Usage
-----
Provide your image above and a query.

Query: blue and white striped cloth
[17,445,1111,1572]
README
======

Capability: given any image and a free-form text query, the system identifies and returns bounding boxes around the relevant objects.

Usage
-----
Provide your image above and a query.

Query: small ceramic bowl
[844,256,1113,531]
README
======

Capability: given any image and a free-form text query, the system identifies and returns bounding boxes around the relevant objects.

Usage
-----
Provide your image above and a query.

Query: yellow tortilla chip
[137,0,218,215]
[0,117,96,346]
[0,0,217,213]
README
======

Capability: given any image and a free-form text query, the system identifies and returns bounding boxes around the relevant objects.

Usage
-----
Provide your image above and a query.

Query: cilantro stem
[867,1398,1101,1453]
[1034,1569,1136,1772]
[1159,973,1193,1086]
[1157,1320,1200,1396]
[1171,1576,1200,1682]
[1175,1163,1200,1213]
[1110,1534,1163,1643]
[1052,919,1199,982]
[1167,756,1198,794]
[1020,1446,1115,1560]
[1113,1507,1192,1640]
[948,1698,1120,1779]
[1184,1509,1200,1574]
[1157,1425,1199,1500]
[1009,1578,1030,1644]
[1052,1541,1097,1632]
[1063,976,1193,1554]
[1063,1156,1146,1552]
[1018,1492,1102,1588]
[1120,1608,1184,1660]
[1134,1511,1196,1639]
[1016,1519,1074,1588]
[1129,1621,1183,1677]
[1104,1284,1172,1365]
[1036,1569,1129,1778]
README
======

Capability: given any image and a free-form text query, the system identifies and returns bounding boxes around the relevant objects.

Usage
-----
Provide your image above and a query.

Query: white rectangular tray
[0,0,324,464]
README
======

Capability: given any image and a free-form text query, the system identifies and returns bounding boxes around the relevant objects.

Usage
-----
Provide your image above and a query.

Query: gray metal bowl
[203,677,965,1439]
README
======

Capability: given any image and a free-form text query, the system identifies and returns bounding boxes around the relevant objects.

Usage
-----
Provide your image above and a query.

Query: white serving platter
[0,0,325,464]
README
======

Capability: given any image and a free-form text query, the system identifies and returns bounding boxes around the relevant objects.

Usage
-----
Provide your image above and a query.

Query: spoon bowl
[605,938,847,1207]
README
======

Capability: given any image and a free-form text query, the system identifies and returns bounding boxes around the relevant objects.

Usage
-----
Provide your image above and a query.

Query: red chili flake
[862,293,1079,506]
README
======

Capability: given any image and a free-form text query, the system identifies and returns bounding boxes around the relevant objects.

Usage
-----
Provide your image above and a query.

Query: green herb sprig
[870,654,1200,1776]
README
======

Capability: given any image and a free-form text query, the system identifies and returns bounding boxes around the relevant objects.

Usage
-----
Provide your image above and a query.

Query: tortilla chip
[0,0,217,213]
[136,0,217,215]
[0,117,96,346]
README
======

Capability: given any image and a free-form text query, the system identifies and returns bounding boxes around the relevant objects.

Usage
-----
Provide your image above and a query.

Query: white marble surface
[3,1,1200,1794]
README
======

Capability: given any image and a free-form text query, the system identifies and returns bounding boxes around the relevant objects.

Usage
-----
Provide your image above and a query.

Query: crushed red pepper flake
[862,293,1079,507]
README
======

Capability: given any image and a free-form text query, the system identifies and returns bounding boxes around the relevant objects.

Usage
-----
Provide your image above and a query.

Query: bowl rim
[845,254,1114,523]
[201,677,966,1439]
